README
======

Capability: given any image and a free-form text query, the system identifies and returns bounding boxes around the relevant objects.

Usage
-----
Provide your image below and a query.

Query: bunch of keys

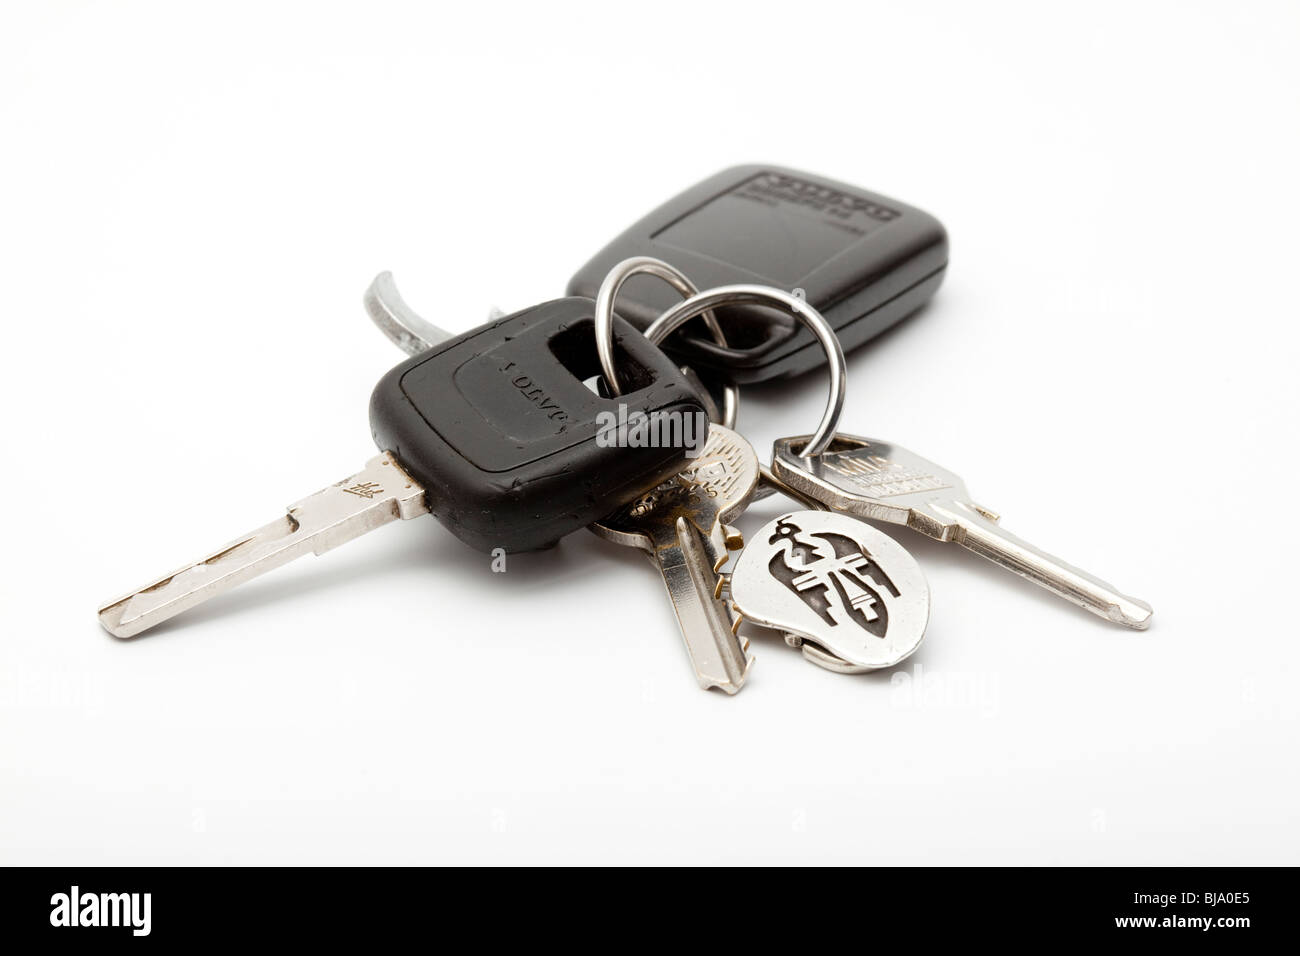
[98,165,1152,698]
[586,260,1151,683]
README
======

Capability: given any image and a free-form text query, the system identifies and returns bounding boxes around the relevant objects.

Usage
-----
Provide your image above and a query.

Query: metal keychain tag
[730,511,930,673]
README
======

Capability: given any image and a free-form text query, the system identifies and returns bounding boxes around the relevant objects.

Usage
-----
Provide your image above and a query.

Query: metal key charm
[730,511,930,674]
[591,424,759,694]
[771,434,1153,630]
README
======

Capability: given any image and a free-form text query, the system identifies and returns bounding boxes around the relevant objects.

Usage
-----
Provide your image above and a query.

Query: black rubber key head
[369,297,708,553]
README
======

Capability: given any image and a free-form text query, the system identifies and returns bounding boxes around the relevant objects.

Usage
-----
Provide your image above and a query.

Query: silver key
[591,424,759,694]
[98,453,429,637]
[771,434,1153,630]
[730,510,931,673]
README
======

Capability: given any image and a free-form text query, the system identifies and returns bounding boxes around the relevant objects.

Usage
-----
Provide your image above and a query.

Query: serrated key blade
[772,433,1153,630]
[591,424,759,694]
[650,517,751,694]
[98,452,428,638]
[928,499,1153,629]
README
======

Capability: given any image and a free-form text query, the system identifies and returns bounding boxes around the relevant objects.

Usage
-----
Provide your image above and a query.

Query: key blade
[590,425,760,693]
[929,500,1153,630]
[97,453,429,638]
[652,517,752,694]
[773,434,1153,630]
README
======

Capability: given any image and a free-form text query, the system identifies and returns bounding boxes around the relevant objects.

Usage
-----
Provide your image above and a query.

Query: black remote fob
[567,165,947,384]
[369,297,709,553]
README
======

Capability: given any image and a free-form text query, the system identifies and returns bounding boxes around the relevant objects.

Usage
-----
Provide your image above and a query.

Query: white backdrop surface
[1,1,1296,864]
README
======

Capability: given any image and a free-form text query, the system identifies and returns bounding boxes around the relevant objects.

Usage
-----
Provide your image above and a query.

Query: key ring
[593,257,739,430]
[645,286,846,459]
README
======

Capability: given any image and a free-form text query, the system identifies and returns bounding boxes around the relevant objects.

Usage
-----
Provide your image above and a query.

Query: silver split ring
[645,286,846,459]
[593,257,738,429]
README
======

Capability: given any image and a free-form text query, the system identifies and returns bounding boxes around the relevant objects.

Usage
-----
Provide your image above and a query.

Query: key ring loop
[593,257,738,430]
[645,286,846,459]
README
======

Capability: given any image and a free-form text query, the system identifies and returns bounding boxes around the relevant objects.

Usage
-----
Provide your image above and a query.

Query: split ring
[593,257,738,430]
[644,286,846,459]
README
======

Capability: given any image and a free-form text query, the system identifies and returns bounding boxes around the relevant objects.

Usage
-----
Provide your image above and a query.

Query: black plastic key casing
[369,297,708,553]
[567,165,947,384]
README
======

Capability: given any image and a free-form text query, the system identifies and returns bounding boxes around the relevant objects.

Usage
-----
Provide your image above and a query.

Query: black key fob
[369,297,709,553]
[566,165,947,384]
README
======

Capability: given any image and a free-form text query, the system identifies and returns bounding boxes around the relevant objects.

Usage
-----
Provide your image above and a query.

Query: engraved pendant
[730,511,930,673]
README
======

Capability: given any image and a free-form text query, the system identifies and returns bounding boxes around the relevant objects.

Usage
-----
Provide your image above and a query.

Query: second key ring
[645,286,847,459]
[593,257,739,430]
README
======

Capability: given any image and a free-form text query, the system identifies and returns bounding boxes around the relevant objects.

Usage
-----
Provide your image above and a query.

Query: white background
[2,1,1296,865]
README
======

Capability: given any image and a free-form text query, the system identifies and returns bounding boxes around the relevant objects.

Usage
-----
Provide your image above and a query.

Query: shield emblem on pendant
[731,511,930,671]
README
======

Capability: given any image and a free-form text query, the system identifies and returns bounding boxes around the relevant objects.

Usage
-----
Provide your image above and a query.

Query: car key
[590,424,759,694]
[98,297,709,638]
[769,434,1153,629]
[567,165,947,383]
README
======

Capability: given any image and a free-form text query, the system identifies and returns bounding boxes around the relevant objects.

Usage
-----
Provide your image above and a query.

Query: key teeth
[724,602,752,654]
[711,527,744,575]
[722,597,748,643]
